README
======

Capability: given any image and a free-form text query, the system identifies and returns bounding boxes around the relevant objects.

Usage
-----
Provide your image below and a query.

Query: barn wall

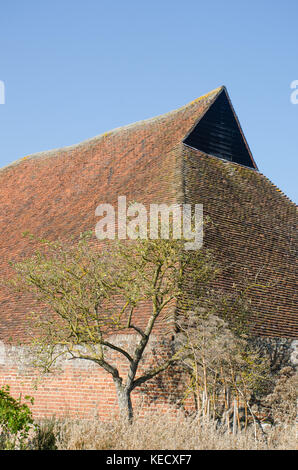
[0,335,190,420]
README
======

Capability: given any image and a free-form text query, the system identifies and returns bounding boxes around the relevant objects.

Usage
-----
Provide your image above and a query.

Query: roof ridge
[0,86,224,173]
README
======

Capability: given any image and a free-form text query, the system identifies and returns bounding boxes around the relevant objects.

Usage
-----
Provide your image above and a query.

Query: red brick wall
[0,335,192,420]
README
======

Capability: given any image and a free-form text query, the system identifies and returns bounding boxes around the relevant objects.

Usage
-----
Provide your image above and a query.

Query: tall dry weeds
[34,408,297,451]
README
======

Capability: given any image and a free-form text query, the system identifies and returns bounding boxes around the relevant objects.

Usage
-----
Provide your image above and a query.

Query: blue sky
[0,0,297,202]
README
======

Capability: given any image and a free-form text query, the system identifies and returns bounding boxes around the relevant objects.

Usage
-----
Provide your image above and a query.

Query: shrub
[0,385,34,449]
[263,367,298,425]
[30,418,57,450]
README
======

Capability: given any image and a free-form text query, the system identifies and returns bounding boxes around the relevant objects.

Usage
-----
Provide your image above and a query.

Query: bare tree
[177,308,270,436]
[8,232,216,421]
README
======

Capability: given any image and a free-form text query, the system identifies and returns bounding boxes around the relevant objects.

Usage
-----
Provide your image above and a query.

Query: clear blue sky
[0,0,297,202]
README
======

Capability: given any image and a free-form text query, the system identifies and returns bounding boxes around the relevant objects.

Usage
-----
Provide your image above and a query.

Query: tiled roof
[0,86,297,341]
[180,144,297,338]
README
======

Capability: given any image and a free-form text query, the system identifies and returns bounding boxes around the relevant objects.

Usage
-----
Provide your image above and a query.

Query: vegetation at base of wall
[4,232,297,449]
[0,386,35,450]
[1,358,296,450]
[1,343,296,450]
[16,407,298,450]
[175,311,286,437]
[29,417,58,450]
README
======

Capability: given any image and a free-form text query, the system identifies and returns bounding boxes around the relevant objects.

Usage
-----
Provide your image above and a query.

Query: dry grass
[33,408,297,451]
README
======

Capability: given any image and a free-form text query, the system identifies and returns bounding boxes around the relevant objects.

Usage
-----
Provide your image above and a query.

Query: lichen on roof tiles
[0,86,297,341]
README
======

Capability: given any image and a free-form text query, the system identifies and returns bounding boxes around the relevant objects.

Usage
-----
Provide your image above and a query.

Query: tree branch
[101,341,133,363]
[131,350,183,390]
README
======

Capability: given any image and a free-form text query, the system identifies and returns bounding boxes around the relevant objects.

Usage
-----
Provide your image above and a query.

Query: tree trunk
[114,381,133,422]
[232,399,238,435]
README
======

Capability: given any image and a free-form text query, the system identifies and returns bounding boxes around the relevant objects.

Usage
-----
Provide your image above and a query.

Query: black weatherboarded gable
[184,88,257,169]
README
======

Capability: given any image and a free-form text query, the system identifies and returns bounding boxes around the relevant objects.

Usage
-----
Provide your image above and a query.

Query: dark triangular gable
[183,88,257,169]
